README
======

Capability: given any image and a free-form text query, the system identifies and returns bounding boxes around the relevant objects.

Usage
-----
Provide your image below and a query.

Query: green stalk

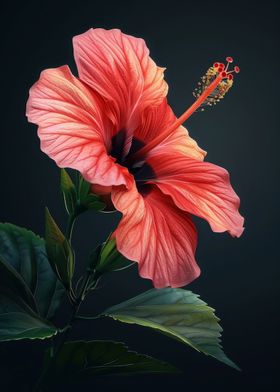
[34,213,83,391]
[34,265,96,391]
[65,212,76,244]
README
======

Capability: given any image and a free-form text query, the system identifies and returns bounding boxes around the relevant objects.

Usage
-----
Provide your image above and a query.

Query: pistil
[128,57,239,164]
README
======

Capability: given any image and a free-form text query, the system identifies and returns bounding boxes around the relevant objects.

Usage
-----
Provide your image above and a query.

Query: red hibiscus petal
[111,183,200,288]
[133,99,206,161]
[26,65,133,188]
[147,153,244,237]
[73,28,168,152]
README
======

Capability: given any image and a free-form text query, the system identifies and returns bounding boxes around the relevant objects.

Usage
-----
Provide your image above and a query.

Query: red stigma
[215,57,240,79]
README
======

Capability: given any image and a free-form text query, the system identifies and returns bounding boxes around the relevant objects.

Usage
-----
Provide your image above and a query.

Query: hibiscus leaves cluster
[0,28,244,389]
[0,169,239,389]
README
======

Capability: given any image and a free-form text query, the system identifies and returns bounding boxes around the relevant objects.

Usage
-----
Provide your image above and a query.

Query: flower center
[110,130,155,193]
[127,57,240,164]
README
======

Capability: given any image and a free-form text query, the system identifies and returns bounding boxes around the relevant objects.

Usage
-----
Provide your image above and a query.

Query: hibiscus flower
[26,28,244,288]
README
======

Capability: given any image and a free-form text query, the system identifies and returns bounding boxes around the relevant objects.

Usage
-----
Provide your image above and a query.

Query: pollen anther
[192,57,240,110]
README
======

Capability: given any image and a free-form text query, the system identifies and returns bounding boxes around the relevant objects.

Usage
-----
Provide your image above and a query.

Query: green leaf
[45,208,74,289]
[0,223,65,319]
[60,169,77,215]
[60,170,105,216]
[104,288,240,370]
[0,289,57,342]
[0,224,61,341]
[93,238,133,275]
[84,194,106,211]
[78,176,106,211]
[43,340,178,386]
[0,254,37,312]
[78,175,91,202]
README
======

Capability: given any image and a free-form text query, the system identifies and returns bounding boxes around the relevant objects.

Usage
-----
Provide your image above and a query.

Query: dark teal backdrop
[0,0,279,390]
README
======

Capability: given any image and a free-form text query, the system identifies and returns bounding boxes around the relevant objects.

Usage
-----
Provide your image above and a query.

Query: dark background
[0,0,279,390]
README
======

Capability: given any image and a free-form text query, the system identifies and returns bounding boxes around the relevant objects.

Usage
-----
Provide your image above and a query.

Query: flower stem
[34,265,96,391]
[34,212,96,391]
[66,212,76,244]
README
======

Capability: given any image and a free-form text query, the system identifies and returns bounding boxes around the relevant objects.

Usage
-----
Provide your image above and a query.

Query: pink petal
[73,28,168,147]
[134,99,206,161]
[111,183,200,288]
[147,153,244,237]
[26,65,133,188]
